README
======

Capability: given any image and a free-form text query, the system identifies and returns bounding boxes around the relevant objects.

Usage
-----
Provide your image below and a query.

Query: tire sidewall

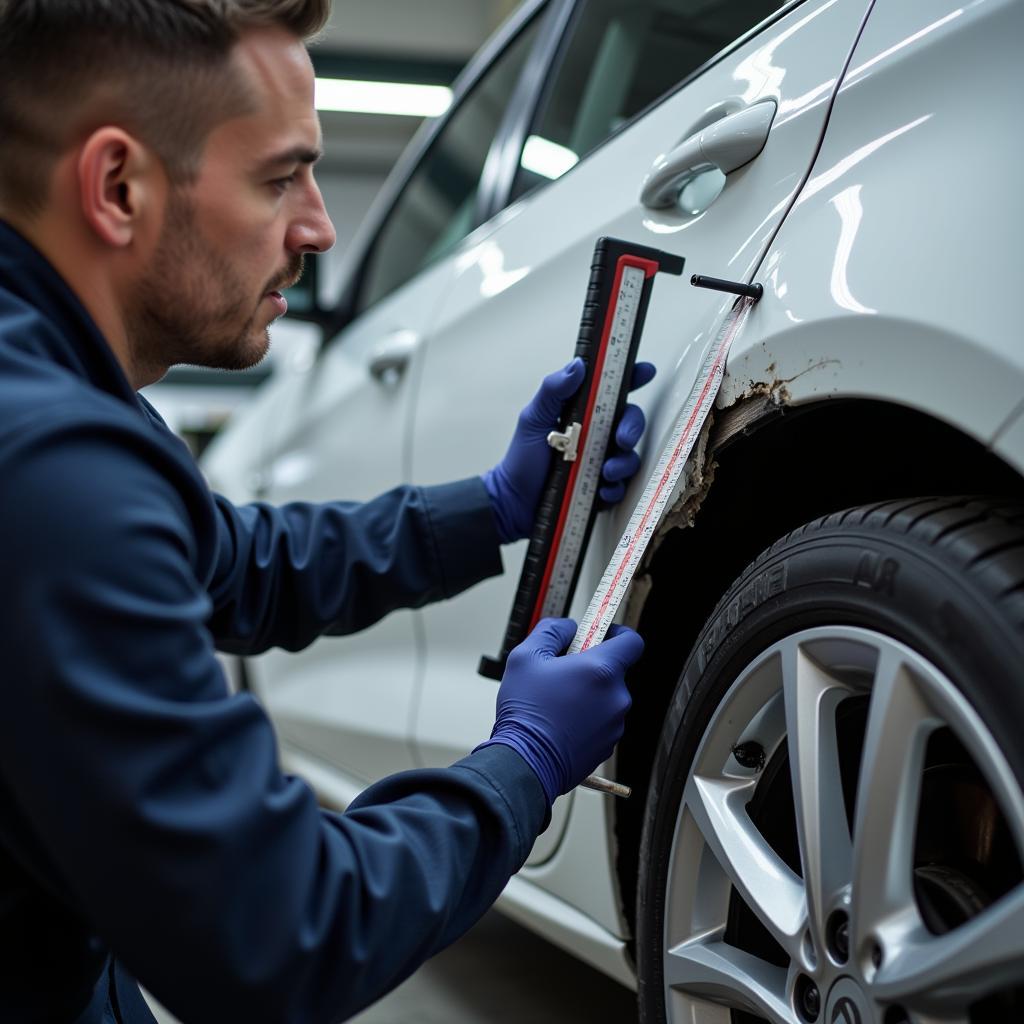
[637,520,1024,1022]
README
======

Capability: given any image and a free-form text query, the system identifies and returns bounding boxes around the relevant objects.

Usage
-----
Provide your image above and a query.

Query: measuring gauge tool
[570,294,757,657]
[567,293,757,798]
[479,238,685,681]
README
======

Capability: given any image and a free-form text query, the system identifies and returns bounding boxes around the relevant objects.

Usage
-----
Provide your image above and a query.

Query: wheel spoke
[873,884,1024,1011]
[665,938,794,1024]
[685,773,806,954]
[782,639,854,949]
[665,624,1024,1024]
[850,648,939,949]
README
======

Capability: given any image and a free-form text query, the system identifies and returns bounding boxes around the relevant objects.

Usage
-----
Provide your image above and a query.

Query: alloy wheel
[661,626,1024,1024]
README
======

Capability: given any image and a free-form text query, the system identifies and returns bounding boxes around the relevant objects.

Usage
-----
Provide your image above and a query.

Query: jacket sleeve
[206,479,504,655]
[0,419,547,1024]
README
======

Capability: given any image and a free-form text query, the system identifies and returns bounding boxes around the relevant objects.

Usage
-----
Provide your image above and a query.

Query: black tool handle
[479,238,684,680]
[690,274,763,300]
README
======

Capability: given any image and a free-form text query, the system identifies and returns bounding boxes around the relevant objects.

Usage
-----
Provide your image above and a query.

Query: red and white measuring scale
[570,296,757,655]
[573,295,756,798]
[479,238,684,681]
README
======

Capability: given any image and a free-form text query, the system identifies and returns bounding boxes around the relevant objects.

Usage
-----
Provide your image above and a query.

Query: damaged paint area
[619,341,838,632]
[620,391,785,631]
[736,357,842,406]
[720,348,844,408]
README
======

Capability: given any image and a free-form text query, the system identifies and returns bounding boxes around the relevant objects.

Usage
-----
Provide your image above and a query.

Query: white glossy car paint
[200,0,1024,990]
[996,403,1024,472]
[721,0,1024,458]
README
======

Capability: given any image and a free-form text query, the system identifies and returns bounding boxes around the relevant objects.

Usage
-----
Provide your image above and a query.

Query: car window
[357,17,542,314]
[510,0,784,201]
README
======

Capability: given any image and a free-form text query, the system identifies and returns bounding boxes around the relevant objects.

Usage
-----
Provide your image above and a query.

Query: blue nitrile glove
[474,618,645,805]
[482,358,657,544]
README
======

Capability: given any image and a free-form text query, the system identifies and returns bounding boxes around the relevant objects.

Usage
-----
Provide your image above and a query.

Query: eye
[270,172,297,193]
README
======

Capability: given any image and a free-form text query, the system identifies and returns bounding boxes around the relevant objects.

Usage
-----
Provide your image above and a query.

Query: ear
[76,127,163,249]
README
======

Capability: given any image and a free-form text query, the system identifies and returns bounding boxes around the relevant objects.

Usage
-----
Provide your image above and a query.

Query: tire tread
[702,497,1024,640]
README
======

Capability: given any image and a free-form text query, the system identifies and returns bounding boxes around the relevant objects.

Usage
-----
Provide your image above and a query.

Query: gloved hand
[475,618,645,805]
[482,358,657,544]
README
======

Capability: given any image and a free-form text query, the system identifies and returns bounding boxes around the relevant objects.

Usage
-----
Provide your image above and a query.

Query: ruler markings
[540,264,647,618]
[570,298,754,654]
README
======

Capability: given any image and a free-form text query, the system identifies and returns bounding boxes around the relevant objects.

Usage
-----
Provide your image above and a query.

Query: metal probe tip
[581,774,631,799]
[690,274,763,301]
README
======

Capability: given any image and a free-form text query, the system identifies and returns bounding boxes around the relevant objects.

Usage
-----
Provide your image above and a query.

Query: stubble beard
[127,190,303,377]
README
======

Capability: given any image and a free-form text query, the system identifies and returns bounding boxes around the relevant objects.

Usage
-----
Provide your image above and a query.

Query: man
[0,2,654,1022]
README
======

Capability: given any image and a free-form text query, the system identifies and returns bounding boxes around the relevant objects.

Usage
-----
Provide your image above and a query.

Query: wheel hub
[825,978,871,1024]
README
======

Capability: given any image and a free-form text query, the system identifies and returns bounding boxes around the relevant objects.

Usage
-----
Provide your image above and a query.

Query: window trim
[496,0,810,212]
[474,0,577,225]
[321,0,555,346]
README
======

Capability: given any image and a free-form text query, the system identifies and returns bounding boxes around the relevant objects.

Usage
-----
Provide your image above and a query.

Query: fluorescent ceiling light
[315,78,452,117]
[520,135,579,180]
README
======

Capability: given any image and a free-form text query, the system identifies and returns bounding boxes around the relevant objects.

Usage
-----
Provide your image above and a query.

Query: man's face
[128,27,336,374]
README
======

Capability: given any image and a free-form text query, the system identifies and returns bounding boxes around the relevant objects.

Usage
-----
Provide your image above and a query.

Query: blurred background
[143,0,520,453]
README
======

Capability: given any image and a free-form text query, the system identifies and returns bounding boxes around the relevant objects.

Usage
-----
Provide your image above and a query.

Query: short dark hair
[0,0,331,218]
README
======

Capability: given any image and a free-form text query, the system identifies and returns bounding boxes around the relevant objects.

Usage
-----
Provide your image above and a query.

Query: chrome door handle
[368,330,419,383]
[640,100,777,210]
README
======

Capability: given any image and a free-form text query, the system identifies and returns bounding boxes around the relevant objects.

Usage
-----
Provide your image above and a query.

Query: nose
[286,177,336,255]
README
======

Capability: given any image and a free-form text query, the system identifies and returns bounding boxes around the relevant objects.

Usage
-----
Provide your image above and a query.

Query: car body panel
[995,404,1024,475]
[500,789,638,988]
[407,0,870,904]
[201,319,321,498]
[721,0,1024,451]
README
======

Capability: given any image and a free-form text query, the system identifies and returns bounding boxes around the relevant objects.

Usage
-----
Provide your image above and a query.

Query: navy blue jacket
[0,221,549,1024]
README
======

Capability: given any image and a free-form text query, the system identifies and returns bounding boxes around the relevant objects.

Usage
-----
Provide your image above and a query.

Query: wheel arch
[609,394,1024,949]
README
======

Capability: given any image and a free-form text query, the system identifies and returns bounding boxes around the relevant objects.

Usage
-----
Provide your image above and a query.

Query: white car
[203,0,1024,1020]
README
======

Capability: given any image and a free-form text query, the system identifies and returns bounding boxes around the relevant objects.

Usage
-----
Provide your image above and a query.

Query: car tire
[636,496,1024,1024]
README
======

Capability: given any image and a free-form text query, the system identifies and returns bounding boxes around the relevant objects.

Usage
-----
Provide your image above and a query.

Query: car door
[410,0,871,839]
[246,8,547,786]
